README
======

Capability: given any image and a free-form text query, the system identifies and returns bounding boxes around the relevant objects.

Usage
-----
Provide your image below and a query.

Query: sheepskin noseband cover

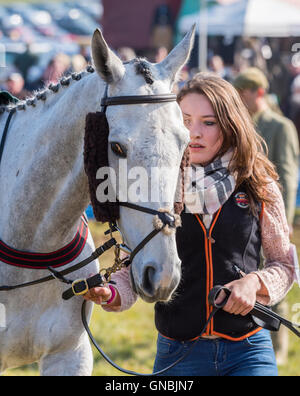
[84,112,189,223]
[84,112,120,223]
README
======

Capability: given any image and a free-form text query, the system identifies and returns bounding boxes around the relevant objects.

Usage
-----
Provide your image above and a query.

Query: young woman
[84,73,295,376]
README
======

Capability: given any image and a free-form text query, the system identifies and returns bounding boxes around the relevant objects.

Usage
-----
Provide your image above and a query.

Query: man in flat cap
[234,67,299,366]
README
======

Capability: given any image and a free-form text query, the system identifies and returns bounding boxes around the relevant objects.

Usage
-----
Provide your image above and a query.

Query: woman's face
[180,93,223,165]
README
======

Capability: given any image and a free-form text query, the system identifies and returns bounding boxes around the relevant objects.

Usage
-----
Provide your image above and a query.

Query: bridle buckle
[71,279,89,296]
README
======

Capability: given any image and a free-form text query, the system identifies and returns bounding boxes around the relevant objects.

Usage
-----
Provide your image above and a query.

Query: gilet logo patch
[235,192,250,209]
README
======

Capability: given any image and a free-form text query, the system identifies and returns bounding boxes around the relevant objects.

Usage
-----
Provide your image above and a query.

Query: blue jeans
[153,329,278,376]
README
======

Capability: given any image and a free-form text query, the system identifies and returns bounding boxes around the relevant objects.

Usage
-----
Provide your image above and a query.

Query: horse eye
[110,142,127,158]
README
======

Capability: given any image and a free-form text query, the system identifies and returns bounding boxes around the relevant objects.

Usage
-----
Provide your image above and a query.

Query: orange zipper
[195,208,222,335]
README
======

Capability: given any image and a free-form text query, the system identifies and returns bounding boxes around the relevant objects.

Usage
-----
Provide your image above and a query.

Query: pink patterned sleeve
[253,180,295,306]
[102,266,138,312]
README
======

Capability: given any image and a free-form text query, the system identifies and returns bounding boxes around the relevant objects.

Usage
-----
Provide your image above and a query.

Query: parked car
[34,2,100,37]
[12,7,72,40]
[65,0,103,22]
[54,8,99,36]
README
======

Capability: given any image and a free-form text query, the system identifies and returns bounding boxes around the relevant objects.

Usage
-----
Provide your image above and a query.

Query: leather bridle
[99,85,181,274]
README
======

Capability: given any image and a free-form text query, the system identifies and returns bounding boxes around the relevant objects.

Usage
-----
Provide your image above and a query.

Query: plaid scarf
[184,150,236,215]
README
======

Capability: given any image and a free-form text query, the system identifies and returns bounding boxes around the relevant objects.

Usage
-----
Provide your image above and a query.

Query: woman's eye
[184,119,191,126]
[110,142,127,158]
[204,121,216,126]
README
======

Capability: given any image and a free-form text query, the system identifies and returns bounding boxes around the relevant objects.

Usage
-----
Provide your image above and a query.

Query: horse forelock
[134,58,155,85]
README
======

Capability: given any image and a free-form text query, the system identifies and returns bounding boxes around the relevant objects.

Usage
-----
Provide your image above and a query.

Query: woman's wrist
[101,285,116,305]
[247,273,262,294]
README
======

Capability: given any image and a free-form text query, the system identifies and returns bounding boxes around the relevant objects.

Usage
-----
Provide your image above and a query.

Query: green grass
[3,221,300,376]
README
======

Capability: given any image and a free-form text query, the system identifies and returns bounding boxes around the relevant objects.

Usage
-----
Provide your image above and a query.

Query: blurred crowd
[0,47,91,99]
[0,0,102,97]
[3,32,300,151]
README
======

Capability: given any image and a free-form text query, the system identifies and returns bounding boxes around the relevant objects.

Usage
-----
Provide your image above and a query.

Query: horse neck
[0,72,104,252]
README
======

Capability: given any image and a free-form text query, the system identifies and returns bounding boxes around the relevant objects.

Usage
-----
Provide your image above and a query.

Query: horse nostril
[142,265,157,297]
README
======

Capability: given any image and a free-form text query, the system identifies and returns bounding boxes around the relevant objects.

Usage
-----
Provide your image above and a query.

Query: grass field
[3,218,300,377]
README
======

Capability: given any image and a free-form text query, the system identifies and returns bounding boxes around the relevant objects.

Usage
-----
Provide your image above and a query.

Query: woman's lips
[189,144,205,151]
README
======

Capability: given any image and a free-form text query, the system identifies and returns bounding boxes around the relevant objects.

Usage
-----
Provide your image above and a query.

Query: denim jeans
[153,329,278,376]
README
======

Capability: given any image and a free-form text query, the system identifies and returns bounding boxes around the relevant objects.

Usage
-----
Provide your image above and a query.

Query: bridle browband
[101,94,177,107]
[100,83,177,110]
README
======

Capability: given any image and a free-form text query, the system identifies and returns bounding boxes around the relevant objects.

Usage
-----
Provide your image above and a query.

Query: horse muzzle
[130,260,181,303]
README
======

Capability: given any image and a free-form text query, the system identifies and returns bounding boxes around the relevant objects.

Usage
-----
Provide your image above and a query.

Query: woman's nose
[190,123,203,138]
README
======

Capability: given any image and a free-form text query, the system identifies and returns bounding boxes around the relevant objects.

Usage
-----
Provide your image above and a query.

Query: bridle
[98,85,182,276]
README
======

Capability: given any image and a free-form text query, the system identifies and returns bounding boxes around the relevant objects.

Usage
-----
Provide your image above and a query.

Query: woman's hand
[214,274,262,316]
[83,285,113,305]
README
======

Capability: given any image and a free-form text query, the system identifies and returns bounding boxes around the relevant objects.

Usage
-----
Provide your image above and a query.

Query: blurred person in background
[154,46,168,63]
[175,65,191,93]
[117,47,137,62]
[79,44,91,64]
[70,54,87,73]
[234,38,268,76]
[209,55,233,82]
[288,74,300,148]
[14,43,38,87]
[42,53,71,86]
[234,68,299,230]
[234,67,299,365]
[5,72,29,100]
[150,4,173,53]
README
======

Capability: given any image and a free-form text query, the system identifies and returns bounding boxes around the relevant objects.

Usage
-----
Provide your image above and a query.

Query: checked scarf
[184,150,236,215]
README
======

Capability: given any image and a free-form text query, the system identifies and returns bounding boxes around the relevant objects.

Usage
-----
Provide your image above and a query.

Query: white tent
[178,0,300,37]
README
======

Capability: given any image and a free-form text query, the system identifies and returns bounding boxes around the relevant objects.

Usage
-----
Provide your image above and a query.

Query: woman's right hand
[83,285,113,305]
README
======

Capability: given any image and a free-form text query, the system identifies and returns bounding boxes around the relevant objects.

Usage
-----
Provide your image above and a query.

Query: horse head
[90,27,195,303]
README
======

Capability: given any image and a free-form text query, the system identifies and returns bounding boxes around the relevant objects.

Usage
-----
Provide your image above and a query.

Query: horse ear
[157,25,196,86]
[91,28,125,84]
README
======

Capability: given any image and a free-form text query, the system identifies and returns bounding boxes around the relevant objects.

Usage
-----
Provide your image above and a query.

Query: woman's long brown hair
[177,72,280,213]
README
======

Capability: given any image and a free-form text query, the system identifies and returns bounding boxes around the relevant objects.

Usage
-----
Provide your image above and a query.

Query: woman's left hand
[214,274,262,316]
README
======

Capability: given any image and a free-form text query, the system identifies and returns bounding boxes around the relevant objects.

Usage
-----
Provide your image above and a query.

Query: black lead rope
[81,299,218,377]
[80,287,228,376]
[81,285,300,376]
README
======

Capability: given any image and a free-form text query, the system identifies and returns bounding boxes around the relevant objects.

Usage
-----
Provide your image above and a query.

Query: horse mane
[0,65,96,115]
[0,58,156,116]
